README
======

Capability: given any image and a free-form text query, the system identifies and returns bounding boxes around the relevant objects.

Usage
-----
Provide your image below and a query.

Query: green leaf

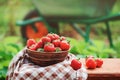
[7,43,20,52]
[0,67,8,79]
[3,36,20,44]
[0,64,3,69]
[1,60,10,67]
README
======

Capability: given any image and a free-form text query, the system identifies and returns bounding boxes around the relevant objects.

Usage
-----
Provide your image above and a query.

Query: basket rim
[26,48,69,54]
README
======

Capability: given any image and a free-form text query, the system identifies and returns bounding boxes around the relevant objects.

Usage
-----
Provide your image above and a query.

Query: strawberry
[36,40,43,48]
[52,34,60,40]
[27,39,36,48]
[46,33,55,41]
[95,58,103,68]
[60,40,70,51]
[52,39,60,47]
[29,44,38,51]
[70,59,82,70]
[41,36,51,44]
[44,43,55,52]
[47,33,60,41]
[86,55,94,61]
[60,36,66,41]
[86,57,96,69]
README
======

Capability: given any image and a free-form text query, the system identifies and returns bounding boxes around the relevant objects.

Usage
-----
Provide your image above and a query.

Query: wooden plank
[81,58,120,80]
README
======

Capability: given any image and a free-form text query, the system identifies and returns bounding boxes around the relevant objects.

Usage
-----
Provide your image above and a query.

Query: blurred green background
[0,0,120,79]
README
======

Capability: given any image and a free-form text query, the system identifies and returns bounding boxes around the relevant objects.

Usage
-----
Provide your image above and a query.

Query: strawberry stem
[75,71,78,80]
[76,71,77,80]
[77,57,80,61]
[67,40,70,44]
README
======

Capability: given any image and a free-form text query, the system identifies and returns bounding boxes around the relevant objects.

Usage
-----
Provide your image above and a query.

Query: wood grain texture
[81,58,120,80]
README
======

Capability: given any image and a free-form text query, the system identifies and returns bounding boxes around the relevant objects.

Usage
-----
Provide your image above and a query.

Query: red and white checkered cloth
[6,48,87,80]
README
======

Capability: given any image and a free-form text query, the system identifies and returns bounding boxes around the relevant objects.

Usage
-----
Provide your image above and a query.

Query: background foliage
[0,0,120,80]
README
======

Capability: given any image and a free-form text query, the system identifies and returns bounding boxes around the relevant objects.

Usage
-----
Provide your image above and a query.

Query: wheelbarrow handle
[16,17,43,26]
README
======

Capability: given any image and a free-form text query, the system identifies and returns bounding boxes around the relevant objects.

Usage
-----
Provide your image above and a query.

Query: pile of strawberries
[86,56,103,69]
[27,33,70,52]
[70,55,103,71]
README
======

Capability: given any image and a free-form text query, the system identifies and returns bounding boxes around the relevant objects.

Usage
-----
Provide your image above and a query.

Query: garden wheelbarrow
[16,0,120,48]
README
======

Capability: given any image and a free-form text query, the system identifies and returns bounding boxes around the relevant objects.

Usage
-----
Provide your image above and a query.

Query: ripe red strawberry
[60,36,66,41]
[46,33,54,41]
[27,39,36,48]
[86,58,96,69]
[52,39,60,47]
[60,40,70,51]
[36,40,43,48]
[29,44,38,51]
[44,43,55,52]
[70,59,82,70]
[41,36,51,44]
[95,58,103,68]
[86,55,94,61]
[47,33,60,41]
[52,34,60,40]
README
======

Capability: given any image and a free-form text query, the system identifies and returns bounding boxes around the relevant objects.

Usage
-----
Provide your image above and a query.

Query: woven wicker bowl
[26,49,68,67]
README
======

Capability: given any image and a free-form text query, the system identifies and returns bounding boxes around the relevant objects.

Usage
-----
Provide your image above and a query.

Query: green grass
[0,36,23,79]
[0,1,120,79]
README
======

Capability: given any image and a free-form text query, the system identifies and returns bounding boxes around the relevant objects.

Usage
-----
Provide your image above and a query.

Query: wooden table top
[81,58,120,77]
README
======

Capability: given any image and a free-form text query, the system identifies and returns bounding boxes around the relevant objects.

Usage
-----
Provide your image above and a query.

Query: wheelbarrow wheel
[20,9,59,43]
